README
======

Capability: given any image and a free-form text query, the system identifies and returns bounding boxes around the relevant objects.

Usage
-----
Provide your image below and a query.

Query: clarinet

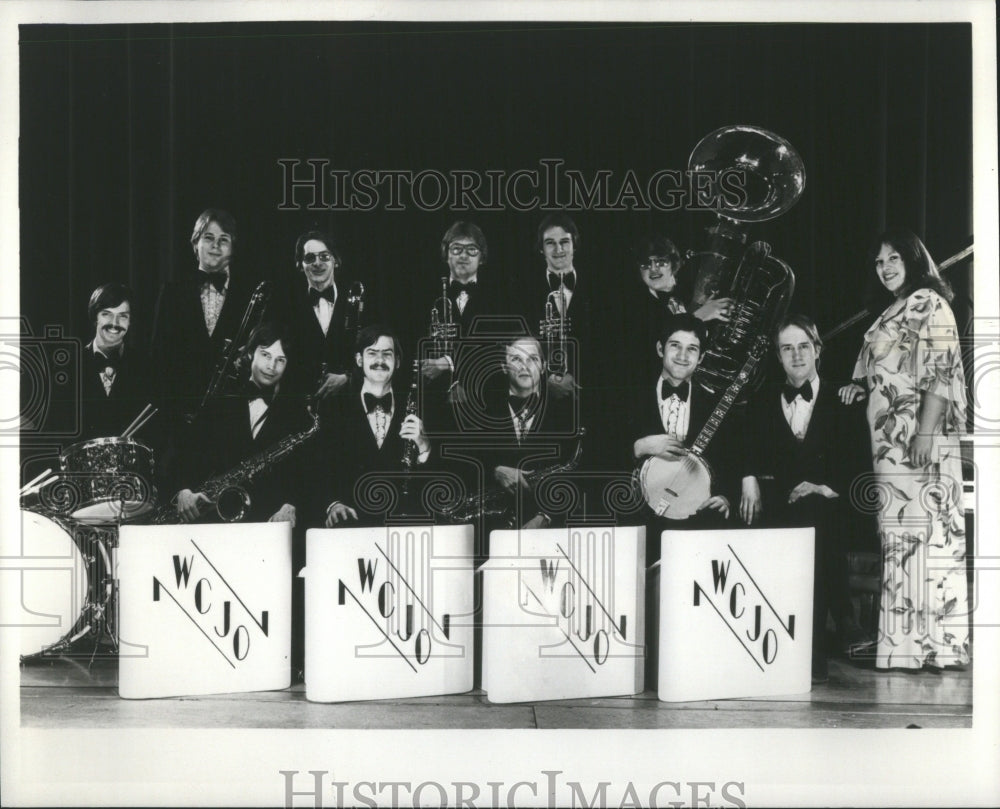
[400,360,421,495]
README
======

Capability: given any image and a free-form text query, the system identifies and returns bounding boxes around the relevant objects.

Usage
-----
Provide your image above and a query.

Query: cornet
[429,276,458,358]
[539,287,571,376]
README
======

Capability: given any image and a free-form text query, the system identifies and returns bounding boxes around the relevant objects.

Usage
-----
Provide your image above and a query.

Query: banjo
[636,335,769,520]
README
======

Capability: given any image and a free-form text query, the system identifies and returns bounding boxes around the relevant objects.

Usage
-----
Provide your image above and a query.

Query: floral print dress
[853,288,970,669]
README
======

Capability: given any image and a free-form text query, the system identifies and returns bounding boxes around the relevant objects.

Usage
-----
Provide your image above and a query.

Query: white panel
[304,524,474,703]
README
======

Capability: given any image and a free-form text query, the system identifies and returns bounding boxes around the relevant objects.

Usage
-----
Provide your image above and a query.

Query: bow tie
[198,270,229,292]
[309,286,336,306]
[548,271,576,292]
[96,349,121,370]
[449,280,477,297]
[244,381,275,406]
[783,382,814,404]
[508,393,539,416]
[660,380,690,402]
[364,392,393,413]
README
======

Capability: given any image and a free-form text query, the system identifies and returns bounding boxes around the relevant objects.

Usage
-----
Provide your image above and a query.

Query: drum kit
[18,405,158,663]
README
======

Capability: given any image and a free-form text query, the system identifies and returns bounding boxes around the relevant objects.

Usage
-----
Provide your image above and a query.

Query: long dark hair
[865,228,953,311]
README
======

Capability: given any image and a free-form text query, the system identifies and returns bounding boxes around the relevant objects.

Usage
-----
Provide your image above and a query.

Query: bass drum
[15,511,114,659]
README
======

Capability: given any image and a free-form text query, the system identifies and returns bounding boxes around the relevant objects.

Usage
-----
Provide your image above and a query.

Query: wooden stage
[20,653,971,730]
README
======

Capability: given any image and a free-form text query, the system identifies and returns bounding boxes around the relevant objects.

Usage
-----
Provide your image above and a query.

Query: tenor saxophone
[151,408,321,524]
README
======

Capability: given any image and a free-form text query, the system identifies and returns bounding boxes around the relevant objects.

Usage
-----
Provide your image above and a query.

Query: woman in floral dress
[839,229,969,671]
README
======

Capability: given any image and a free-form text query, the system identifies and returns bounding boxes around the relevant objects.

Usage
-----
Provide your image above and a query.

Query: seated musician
[631,312,741,560]
[739,314,869,683]
[173,321,314,525]
[481,335,581,536]
[322,324,431,527]
[79,282,152,442]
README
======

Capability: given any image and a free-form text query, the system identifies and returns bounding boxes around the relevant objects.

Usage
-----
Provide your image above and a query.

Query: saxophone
[150,408,321,524]
[444,430,585,528]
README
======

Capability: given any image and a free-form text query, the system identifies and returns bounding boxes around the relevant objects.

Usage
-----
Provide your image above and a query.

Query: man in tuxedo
[481,335,581,532]
[739,314,868,683]
[77,283,152,442]
[419,221,510,407]
[631,312,741,560]
[277,229,363,412]
[173,321,314,526]
[322,325,431,527]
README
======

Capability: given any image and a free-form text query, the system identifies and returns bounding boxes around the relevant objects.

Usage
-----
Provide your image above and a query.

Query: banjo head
[639,454,713,520]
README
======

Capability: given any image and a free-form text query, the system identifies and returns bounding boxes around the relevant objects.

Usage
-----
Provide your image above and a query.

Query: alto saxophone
[151,408,321,524]
[444,430,585,528]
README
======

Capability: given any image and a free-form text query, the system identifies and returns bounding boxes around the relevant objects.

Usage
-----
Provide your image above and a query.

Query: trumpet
[429,276,458,358]
[539,288,572,376]
[188,280,270,422]
[346,280,365,339]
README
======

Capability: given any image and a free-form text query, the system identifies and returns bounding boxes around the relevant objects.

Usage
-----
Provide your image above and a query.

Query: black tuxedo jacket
[150,271,258,419]
[743,379,867,501]
[630,377,743,506]
[177,386,315,523]
[77,342,153,443]
[274,278,362,397]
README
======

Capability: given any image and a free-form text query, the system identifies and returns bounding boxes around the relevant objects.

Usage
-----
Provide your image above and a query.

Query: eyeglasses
[302,251,333,265]
[448,244,481,257]
[639,258,674,272]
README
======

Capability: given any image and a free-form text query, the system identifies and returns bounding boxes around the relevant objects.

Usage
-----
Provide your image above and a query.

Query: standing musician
[631,312,742,560]
[276,229,364,413]
[151,208,257,419]
[78,283,151,442]
[173,321,313,526]
[740,314,869,682]
[480,335,581,536]
[419,221,509,405]
[321,325,431,527]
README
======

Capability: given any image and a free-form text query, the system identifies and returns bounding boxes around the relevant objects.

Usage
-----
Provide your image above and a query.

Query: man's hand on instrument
[788,481,838,503]
[400,414,430,455]
[521,513,551,530]
[547,372,579,398]
[176,488,211,523]
[447,381,467,404]
[698,495,731,519]
[268,503,297,526]
[838,382,866,405]
[740,476,762,525]
[316,372,349,399]
[325,501,358,527]
[634,434,688,460]
[421,357,451,381]
[494,465,529,493]
[694,294,734,323]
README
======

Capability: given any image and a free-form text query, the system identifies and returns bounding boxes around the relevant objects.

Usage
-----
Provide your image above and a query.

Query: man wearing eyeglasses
[277,229,366,413]
[419,221,509,406]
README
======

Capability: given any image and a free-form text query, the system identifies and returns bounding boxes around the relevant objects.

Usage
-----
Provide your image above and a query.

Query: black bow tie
[449,280,477,297]
[364,392,393,413]
[783,382,814,404]
[309,286,336,306]
[508,393,539,416]
[198,270,228,292]
[548,271,576,292]
[660,380,690,402]
[96,349,121,370]
[244,381,275,406]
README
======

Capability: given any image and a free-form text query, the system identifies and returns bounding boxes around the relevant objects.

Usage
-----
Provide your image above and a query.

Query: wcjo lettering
[519,531,640,670]
[152,541,269,668]
[337,530,461,670]
[693,545,796,670]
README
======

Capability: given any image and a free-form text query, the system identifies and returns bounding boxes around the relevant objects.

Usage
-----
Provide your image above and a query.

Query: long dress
[852,288,970,669]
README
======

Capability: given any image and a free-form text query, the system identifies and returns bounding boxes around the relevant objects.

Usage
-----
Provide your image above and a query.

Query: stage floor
[20,654,971,730]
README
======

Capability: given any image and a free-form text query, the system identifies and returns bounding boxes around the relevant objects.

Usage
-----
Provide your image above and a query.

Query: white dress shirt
[781,375,819,440]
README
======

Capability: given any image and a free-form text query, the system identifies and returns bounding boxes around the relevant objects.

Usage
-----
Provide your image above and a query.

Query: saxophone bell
[212,485,251,522]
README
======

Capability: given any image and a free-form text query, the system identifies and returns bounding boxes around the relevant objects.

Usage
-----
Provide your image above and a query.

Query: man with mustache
[320,325,432,527]
[77,282,151,441]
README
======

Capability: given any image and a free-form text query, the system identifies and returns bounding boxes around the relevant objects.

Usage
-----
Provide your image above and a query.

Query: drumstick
[128,406,159,438]
[20,474,57,498]
[121,404,156,438]
[20,468,52,495]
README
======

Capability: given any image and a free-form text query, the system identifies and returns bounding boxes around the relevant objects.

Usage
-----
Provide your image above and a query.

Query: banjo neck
[689,335,770,457]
